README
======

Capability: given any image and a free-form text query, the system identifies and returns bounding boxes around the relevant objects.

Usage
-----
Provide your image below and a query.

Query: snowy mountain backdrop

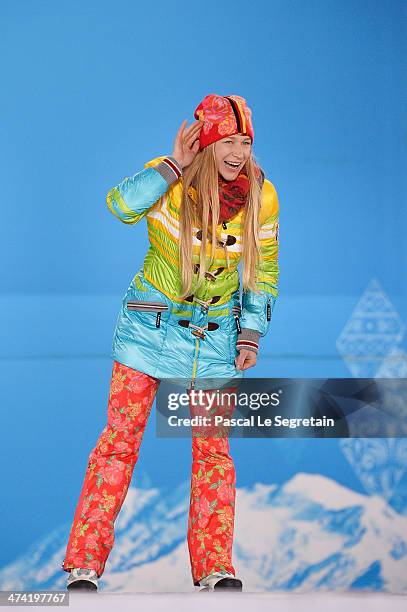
[1,473,406,593]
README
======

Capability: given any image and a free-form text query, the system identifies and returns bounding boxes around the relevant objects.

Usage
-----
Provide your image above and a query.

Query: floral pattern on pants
[61,360,237,583]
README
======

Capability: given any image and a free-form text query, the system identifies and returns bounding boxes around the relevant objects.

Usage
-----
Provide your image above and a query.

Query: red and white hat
[194,94,254,150]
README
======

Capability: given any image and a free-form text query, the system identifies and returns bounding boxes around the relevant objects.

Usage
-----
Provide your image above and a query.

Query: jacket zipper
[190,337,200,390]
[266,298,271,321]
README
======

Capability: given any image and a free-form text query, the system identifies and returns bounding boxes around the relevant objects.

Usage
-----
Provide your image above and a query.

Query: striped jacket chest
[145,190,245,270]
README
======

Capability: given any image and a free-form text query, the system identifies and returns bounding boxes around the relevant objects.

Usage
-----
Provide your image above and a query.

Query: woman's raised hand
[171,120,203,170]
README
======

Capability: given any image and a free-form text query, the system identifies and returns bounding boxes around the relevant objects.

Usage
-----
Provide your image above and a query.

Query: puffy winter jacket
[106,155,279,389]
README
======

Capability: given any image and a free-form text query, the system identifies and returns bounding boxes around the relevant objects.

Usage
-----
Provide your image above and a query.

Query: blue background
[0,0,406,572]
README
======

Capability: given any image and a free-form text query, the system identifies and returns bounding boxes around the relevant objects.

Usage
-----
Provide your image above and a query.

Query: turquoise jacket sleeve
[106,156,183,224]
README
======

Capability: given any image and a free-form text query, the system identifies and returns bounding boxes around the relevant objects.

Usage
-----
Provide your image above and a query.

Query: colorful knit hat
[193,94,254,150]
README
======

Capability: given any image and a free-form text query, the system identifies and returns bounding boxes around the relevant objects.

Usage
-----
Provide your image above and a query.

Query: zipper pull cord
[234,315,242,334]
[266,299,271,321]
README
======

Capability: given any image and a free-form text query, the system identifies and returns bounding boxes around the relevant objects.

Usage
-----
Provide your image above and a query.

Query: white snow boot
[66,568,98,591]
[194,570,243,591]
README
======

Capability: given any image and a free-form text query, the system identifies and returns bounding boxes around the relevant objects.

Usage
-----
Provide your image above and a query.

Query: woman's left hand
[235,349,257,371]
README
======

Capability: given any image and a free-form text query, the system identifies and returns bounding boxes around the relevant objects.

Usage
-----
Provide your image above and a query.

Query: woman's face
[214,134,252,180]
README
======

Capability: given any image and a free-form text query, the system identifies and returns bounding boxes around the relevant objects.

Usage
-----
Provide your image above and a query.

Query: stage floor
[61,591,407,612]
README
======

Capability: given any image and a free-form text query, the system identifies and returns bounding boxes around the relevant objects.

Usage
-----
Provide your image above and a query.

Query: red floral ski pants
[61,360,238,584]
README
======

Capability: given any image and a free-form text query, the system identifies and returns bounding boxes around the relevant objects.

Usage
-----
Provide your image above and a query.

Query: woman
[61,93,279,592]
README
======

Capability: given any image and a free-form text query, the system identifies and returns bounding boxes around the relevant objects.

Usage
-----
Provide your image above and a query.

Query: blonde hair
[178,143,263,300]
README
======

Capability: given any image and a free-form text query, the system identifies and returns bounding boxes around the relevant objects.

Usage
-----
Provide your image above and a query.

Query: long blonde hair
[178,143,264,300]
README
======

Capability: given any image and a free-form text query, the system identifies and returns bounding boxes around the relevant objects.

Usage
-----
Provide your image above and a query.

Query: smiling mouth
[224,161,242,169]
